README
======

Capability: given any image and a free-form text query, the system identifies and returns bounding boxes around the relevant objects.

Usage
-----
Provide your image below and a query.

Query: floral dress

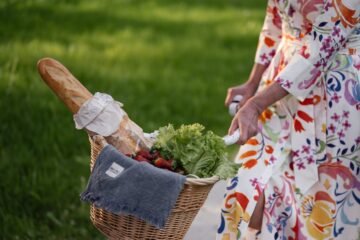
[216,0,360,239]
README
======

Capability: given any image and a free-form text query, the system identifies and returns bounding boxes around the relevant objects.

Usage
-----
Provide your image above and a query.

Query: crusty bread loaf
[37,58,92,114]
[37,58,153,154]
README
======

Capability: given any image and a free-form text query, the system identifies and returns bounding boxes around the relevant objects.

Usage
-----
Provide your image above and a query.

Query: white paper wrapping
[73,92,126,136]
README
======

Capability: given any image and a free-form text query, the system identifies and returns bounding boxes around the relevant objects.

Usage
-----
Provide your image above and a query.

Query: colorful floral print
[217,0,360,239]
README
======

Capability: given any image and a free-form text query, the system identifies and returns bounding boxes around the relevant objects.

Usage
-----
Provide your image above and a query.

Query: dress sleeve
[274,0,360,101]
[254,0,283,66]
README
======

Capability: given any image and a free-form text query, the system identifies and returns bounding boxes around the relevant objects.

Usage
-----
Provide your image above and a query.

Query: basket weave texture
[88,137,219,240]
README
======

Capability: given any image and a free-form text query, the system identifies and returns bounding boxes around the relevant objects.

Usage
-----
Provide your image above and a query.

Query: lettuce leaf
[153,123,239,179]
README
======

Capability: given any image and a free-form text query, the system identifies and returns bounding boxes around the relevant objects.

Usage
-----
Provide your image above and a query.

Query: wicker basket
[88,136,219,240]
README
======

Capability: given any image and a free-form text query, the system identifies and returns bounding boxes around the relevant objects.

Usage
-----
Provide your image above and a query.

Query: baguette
[37,58,153,154]
[37,58,92,114]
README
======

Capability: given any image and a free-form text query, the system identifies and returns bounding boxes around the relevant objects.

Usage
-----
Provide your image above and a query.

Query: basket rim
[90,135,220,186]
[184,175,219,185]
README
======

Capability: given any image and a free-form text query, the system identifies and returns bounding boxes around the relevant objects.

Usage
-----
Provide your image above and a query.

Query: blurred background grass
[0,0,266,239]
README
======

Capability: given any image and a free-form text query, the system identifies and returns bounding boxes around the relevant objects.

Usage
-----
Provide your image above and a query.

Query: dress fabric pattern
[216,0,360,239]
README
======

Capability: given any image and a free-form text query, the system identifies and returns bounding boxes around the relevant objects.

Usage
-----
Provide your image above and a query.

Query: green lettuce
[153,124,239,179]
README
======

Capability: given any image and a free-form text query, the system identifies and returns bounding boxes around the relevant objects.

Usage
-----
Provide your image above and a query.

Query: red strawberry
[150,150,161,159]
[154,157,173,170]
[137,150,153,160]
[134,154,151,163]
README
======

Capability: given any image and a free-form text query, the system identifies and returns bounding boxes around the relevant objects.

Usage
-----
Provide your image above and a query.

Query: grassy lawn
[0,0,266,239]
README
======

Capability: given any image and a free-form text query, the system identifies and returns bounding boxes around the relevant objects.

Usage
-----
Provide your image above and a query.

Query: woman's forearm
[247,63,268,89]
[225,63,269,107]
[249,81,289,113]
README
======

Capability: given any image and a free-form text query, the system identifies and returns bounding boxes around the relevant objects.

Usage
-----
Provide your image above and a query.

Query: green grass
[0,0,266,239]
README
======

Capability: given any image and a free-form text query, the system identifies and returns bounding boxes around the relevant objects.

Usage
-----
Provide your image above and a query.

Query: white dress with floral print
[216,0,360,239]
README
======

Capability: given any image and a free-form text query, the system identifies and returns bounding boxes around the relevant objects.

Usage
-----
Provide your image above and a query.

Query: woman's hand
[225,63,268,109]
[228,81,290,145]
[225,82,258,110]
[228,99,263,145]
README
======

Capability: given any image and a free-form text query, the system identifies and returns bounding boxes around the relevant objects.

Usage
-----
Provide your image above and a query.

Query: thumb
[228,117,239,135]
[225,90,236,107]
